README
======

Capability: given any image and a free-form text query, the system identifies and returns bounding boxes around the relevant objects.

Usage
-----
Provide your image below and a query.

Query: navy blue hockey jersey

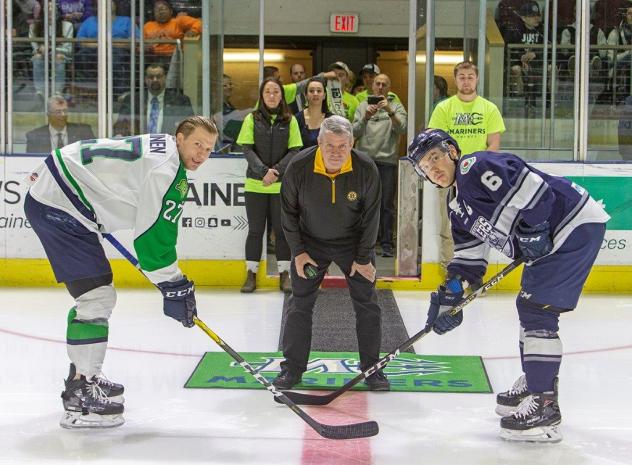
[446,152,610,283]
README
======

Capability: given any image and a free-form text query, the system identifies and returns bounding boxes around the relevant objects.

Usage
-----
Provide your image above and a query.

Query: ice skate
[60,370,125,429]
[499,391,562,443]
[69,363,125,403]
[495,374,530,416]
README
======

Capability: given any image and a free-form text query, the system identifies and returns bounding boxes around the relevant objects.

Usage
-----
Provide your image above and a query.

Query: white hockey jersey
[29,134,188,284]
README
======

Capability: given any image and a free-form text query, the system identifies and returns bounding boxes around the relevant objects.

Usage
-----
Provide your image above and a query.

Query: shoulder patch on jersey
[176,179,189,199]
[570,181,586,195]
[460,156,476,175]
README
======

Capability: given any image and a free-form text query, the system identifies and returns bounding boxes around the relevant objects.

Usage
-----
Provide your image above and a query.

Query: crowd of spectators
[74,0,140,98]
[11,0,201,108]
[496,0,632,109]
[29,0,74,99]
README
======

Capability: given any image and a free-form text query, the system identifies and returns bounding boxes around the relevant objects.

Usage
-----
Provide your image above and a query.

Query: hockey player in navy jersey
[407,128,609,443]
[24,116,217,429]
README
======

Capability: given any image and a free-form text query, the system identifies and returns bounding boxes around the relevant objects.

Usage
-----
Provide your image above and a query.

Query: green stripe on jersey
[133,164,188,272]
[54,149,96,214]
[66,307,109,344]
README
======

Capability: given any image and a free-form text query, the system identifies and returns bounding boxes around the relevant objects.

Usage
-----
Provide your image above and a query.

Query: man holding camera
[274,115,389,392]
[353,73,408,257]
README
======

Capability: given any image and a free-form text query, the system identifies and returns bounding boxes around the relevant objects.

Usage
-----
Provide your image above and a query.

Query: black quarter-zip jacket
[280,146,381,265]
[242,113,298,180]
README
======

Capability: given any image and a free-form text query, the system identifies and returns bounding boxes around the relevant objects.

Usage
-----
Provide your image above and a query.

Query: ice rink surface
[1,288,631,465]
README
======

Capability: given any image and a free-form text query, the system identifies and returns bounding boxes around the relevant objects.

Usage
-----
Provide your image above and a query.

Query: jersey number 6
[481,170,502,191]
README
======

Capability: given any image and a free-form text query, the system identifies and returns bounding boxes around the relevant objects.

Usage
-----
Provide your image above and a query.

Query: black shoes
[272,369,303,390]
[272,368,390,391]
[381,244,394,258]
[364,370,390,391]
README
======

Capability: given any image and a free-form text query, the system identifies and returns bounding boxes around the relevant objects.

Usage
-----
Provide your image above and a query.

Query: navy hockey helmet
[406,129,460,181]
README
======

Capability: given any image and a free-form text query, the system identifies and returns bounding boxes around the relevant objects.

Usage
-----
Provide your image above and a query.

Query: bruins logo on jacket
[347,191,358,202]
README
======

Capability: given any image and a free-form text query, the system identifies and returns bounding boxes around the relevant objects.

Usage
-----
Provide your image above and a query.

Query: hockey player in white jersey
[407,129,609,443]
[24,116,218,429]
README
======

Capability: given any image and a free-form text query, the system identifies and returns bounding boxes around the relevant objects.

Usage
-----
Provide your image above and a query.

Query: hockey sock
[66,307,109,378]
[277,260,291,273]
[246,261,259,273]
[523,329,562,392]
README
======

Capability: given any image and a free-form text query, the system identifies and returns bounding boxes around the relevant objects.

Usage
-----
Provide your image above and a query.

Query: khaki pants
[438,186,490,282]
[438,187,454,272]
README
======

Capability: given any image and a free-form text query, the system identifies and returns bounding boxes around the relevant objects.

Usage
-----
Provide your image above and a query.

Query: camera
[367,95,384,105]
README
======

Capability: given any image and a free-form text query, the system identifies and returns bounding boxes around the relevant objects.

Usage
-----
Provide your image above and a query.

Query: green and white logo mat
[185,351,492,393]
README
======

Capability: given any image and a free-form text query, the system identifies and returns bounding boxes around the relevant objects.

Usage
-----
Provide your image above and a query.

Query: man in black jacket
[114,63,194,136]
[26,95,95,154]
[501,1,546,102]
[274,115,389,391]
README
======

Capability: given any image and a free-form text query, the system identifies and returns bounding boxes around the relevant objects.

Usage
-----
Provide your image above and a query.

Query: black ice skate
[495,374,530,416]
[499,391,562,443]
[69,363,125,403]
[60,370,125,429]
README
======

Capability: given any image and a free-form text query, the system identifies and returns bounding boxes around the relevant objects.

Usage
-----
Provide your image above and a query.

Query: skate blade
[60,411,125,429]
[495,404,517,417]
[499,425,562,443]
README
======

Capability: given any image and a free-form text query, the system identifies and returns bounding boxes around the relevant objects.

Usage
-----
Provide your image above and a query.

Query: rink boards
[1,154,631,291]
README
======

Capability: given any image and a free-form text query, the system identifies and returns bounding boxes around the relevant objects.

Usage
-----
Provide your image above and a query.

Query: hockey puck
[304,264,318,279]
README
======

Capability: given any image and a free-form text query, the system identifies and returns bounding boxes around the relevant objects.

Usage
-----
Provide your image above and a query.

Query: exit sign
[330,14,359,33]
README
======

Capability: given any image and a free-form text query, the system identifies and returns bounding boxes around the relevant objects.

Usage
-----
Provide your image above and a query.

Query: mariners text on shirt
[448,128,486,135]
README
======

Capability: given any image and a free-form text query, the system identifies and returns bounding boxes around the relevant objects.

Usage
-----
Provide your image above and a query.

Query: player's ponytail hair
[175,116,218,138]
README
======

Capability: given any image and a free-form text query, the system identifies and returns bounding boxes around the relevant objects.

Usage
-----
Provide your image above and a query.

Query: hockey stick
[276,257,526,406]
[103,233,379,439]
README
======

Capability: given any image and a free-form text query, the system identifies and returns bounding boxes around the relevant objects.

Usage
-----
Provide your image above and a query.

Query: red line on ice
[1,326,631,359]
[301,393,372,465]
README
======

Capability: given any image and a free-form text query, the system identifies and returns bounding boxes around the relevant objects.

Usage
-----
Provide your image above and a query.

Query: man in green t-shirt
[427,61,506,276]
[428,61,505,154]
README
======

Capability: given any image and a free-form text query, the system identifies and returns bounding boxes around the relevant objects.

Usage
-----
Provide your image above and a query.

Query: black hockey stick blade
[280,388,343,406]
[317,420,379,440]
[277,257,525,406]
[291,400,379,439]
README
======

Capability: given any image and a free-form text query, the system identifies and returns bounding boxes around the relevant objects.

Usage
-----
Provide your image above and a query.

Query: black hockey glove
[158,277,197,328]
[515,220,553,261]
[425,278,465,335]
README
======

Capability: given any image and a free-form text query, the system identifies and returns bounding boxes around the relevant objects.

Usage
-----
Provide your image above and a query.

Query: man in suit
[26,95,96,154]
[114,63,194,136]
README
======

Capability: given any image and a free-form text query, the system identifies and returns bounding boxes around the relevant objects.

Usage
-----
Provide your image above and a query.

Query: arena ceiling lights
[223,52,285,62]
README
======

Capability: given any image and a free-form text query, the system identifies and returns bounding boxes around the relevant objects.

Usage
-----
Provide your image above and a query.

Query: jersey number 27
[80,137,142,165]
